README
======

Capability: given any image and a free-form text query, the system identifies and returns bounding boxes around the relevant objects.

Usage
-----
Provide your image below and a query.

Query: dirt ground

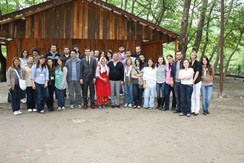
[0,77,243,163]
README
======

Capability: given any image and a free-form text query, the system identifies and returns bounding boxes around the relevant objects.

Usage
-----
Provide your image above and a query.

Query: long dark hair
[156,56,165,67]
[20,49,29,58]
[106,50,113,61]
[56,57,65,72]
[201,56,212,75]
[148,58,155,69]
[47,58,54,70]
[36,55,47,70]
[135,58,142,70]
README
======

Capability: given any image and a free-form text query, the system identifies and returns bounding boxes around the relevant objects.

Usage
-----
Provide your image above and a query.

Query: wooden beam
[175,38,178,60]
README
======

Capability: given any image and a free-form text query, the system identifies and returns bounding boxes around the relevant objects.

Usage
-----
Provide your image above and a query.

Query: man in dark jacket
[62,46,70,63]
[45,43,60,65]
[170,51,183,113]
[80,48,97,109]
[107,53,124,108]
[66,50,82,109]
[133,46,143,59]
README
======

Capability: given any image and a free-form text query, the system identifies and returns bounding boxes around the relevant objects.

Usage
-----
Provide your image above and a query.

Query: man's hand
[121,81,124,85]
[8,86,12,91]
[80,79,83,84]
[32,83,36,90]
[44,83,48,88]
[93,78,96,84]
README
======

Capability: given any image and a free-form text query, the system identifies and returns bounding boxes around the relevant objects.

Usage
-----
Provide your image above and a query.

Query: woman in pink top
[164,55,176,111]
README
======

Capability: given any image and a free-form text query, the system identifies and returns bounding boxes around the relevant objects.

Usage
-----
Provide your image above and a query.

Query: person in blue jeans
[178,59,194,117]
[201,56,214,115]
[143,58,157,109]
[124,58,133,108]
[156,56,166,110]
[7,57,25,115]
[55,58,68,111]
[31,56,49,114]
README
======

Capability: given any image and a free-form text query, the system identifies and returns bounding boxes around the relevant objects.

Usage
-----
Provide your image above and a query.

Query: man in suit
[170,51,183,113]
[80,48,97,109]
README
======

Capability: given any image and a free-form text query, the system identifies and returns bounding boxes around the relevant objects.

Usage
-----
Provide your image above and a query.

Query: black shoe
[48,108,54,112]
[171,107,176,111]
[116,105,120,108]
[206,110,210,114]
[193,113,199,116]
[173,110,180,113]
[157,98,161,109]
[112,105,115,108]
[203,111,207,115]
[163,107,169,111]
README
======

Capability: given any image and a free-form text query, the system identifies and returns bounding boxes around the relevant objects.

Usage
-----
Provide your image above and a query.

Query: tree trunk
[224,28,244,78]
[179,0,192,56]
[121,0,123,9]
[193,0,208,52]
[0,45,7,82]
[156,0,166,25]
[201,0,216,59]
[124,0,128,11]
[131,0,136,14]
[213,0,234,72]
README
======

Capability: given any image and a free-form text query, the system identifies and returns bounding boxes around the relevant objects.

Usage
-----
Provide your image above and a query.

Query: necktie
[87,57,89,65]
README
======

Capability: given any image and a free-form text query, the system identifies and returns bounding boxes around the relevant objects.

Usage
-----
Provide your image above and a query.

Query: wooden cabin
[0,0,179,68]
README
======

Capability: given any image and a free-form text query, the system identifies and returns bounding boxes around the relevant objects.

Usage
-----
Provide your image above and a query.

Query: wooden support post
[220,0,224,96]
[174,38,178,60]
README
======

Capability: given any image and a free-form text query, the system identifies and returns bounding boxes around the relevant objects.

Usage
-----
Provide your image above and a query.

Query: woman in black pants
[46,58,55,112]
[131,58,143,108]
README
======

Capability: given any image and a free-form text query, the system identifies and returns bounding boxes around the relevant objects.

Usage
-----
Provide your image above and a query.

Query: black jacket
[108,61,124,81]
[170,60,183,83]
[80,57,97,81]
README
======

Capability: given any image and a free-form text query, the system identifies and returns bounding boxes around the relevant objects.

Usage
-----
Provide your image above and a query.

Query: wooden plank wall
[0,0,172,42]
[6,38,146,68]
[142,41,163,63]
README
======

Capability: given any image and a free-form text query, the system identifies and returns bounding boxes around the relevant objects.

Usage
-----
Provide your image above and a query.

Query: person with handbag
[7,57,26,115]
[31,56,49,114]
[123,58,133,108]
[131,58,143,108]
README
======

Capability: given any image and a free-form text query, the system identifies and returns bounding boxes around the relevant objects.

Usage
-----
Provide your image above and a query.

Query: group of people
[7,44,214,117]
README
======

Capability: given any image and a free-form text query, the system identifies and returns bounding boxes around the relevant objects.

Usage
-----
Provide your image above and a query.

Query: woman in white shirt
[143,58,157,109]
[178,59,194,117]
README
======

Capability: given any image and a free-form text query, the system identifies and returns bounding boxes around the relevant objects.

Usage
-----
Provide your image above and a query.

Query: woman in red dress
[96,57,111,109]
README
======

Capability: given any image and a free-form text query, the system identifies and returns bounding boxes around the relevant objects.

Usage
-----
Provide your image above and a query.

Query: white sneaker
[13,111,19,115]
[62,107,65,110]
[20,98,26,104]
[28,109,33,112]
[58,107,62,111]
[17,110,22,115]
[77,105,82,109]
[128,104,132,108]
[70,105,74,109]
[33,108,37,112]
[124,103,128,107]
